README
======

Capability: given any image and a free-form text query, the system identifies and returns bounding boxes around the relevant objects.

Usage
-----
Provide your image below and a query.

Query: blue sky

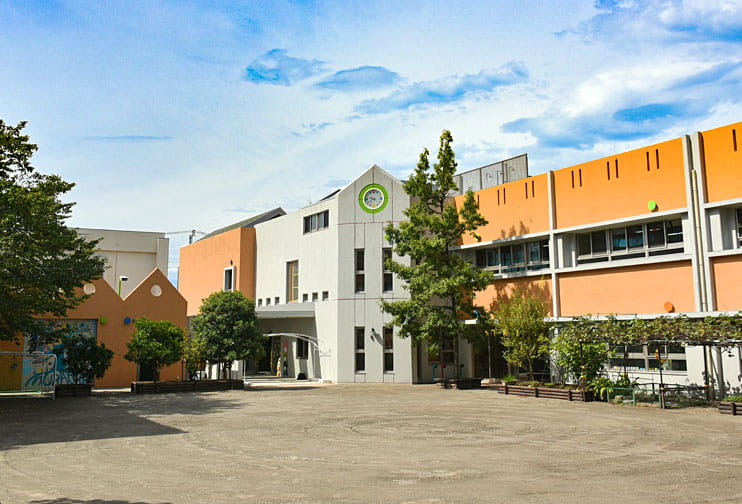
[1,0,740,281]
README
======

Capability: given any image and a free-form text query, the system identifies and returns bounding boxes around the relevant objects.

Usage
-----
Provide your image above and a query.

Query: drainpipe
[690,169,707,312]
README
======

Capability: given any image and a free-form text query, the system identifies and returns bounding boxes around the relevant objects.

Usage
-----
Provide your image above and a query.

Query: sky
[1,0,741,283]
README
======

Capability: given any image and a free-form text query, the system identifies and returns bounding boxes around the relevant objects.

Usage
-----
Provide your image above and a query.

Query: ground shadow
[31,499,170,504]
[245,385,322,392]
[0,390,244,450]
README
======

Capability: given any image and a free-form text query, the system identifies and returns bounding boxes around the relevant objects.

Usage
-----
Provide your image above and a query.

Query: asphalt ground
[1,384,741,504]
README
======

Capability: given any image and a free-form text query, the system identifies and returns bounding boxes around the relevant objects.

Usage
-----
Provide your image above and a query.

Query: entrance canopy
[257,304,315,319]
[264,332,318,348]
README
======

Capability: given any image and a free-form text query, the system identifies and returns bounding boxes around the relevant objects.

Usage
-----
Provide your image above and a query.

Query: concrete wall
[77,228,169,299]
[701,122,742,203]
[253,165,414,383]
[455,120,742,392]
[179,227,256,316]
[1,269,188,388]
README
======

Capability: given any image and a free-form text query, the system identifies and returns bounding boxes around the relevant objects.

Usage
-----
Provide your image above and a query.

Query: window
[257,299,262,306]
[737,209,742,247]
[627,225,644,249]
[355,327,365,372]
[296,338,309,360]
[355,249,365,292]
[475,239,549,273]
[577,220,684,264]
[223,266,235,291]
[383,248,393,291]
[608,343,686,371]
[302,293,308,302]
[322,291,329,301]
[647,222,664,248]
[286,261,299,302]
[274,297,279,305]
[312,292,318,302]
[441,339,454,365]
[383,327,394,372]
[266,298,271,305]
[303,210,329,234]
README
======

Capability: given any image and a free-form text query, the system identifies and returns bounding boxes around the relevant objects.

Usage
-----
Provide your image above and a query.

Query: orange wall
[558,261,695,316]
[457,173,550,245]
[701,122,742,203]
[711,255,742,311]
[553,138,687,229]
[474,276,553,316]
[0,270,188,388]
[179,227,256,316]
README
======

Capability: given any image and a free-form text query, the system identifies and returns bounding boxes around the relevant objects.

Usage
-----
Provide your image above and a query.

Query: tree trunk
[528,358,534,381]
[453,334,460,378]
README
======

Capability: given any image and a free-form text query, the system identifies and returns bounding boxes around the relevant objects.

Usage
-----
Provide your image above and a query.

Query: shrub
[125,318,183,381]
[55,333,114,385]
[722,395,742,403]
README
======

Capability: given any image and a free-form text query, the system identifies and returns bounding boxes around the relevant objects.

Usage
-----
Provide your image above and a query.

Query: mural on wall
[22,319,98,387]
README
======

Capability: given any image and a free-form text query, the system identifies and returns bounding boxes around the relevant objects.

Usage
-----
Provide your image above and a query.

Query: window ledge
[708,248,742,259]
[558,253,691,274]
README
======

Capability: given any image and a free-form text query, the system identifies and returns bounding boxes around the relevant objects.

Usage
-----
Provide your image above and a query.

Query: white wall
[76,228,169,298]
[335,166,412,383]
[254,165,414,383]
[255,198,338,307]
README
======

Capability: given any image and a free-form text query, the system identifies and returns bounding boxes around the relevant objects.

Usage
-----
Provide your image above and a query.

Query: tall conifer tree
[382,130,492,377]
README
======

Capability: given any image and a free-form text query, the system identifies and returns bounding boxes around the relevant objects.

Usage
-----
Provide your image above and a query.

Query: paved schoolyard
[1,384,741,504]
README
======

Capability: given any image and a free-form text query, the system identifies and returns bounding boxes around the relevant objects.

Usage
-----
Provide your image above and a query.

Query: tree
[382,130,493,378]
[0,120,105,342]
[552,319,609,386]
[492,288,551,381]
[190,290,265,379]
[125,318,184,381]
[55,332,114,385]
[182,332,208,379]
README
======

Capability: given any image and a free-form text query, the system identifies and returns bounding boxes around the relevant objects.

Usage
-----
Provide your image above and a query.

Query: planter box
[55,384,92,397]
[500,384,593,402]
[130,379,244,394]
[719,402,742,416]
[435,378,482,389]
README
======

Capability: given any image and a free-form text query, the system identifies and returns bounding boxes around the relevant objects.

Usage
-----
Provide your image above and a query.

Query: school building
[454,121,742,394]
[0,229,187,390]
[179,120,741,392]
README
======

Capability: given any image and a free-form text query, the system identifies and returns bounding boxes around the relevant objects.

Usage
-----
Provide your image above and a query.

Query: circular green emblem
[359,183,389,214]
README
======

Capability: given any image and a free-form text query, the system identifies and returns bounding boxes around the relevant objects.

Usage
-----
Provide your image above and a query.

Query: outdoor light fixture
[117,275,128,296]
[370,328,379,341]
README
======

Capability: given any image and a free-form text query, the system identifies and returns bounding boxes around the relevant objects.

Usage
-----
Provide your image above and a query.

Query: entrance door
[257,338,272,373]
[138,363,155,381]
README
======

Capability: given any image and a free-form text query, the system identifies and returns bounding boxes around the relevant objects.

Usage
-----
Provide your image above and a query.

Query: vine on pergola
[558,314,742,347]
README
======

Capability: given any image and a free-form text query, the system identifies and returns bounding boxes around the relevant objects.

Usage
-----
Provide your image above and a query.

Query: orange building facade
[455,121,742,391]
[178,209,285,317]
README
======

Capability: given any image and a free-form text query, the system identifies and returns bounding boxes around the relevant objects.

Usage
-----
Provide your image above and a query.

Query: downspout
[690,169,707,312]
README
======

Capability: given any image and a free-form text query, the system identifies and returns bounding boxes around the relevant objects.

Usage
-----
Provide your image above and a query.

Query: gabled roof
[303,164,402,209]
[199,207,286,241]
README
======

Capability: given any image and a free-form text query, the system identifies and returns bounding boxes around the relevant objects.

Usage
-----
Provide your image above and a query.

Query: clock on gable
[358,183,389,214]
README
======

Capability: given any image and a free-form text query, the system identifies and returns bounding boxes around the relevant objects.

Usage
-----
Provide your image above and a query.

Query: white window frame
[223,266,235,291]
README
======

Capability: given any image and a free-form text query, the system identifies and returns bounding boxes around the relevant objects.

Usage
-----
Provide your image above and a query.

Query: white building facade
[76,228,169,298]
[249,166,416,383]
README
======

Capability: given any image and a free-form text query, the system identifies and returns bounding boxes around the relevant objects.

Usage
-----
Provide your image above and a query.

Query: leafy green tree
[182,333,208,379]
[492,289,551,381]
[0,120,105,342]
[55,332,114,385]
[191,290,265,379]
[382,130,493,378]
[125,318,184,381]
[552,320,609,386]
